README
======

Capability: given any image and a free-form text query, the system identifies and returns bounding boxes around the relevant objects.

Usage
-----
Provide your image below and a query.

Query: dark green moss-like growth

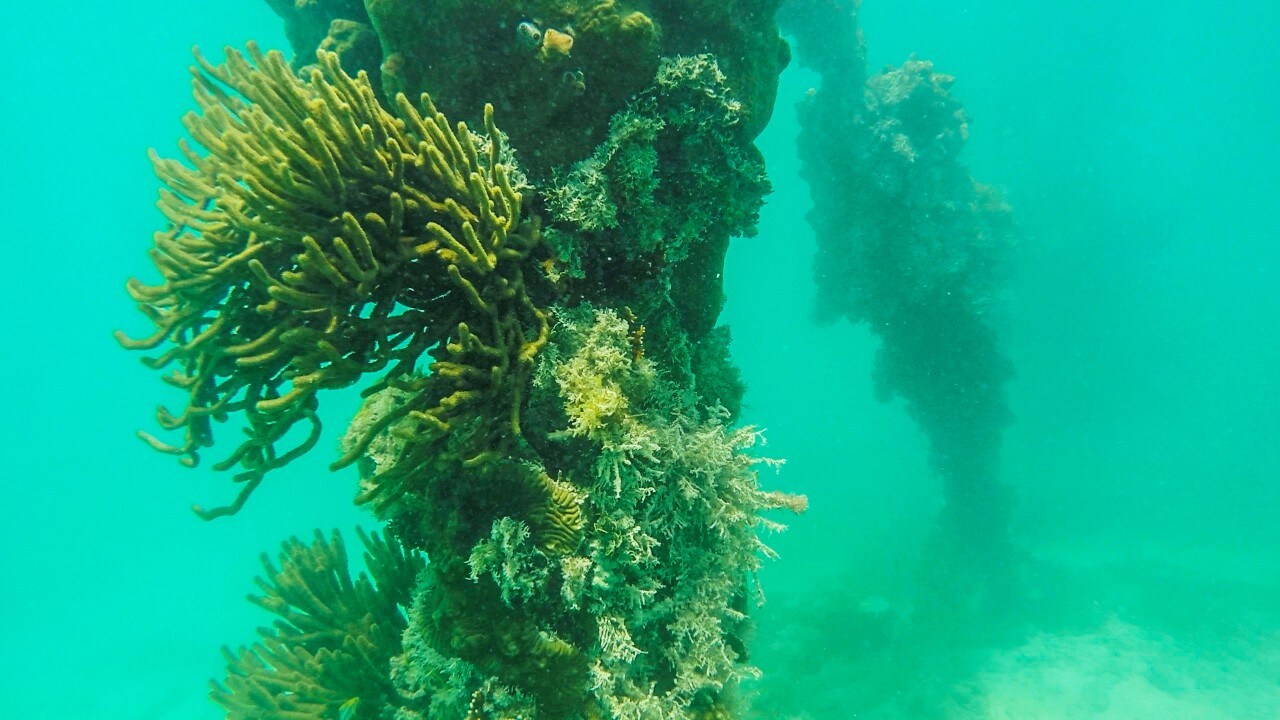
[352,0,662,174]
[263,0,383,83]
[651,0,791,139]
[214,528,424,720]
[544,55,768,419]
[269,0,788,173]
[690,325,747,418]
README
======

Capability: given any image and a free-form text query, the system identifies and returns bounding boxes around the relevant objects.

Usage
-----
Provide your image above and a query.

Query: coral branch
[119,44,547,516]
[212,528,425,720]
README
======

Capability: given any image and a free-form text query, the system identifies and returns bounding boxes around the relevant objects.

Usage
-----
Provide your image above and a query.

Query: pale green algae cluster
[118,0,802,717]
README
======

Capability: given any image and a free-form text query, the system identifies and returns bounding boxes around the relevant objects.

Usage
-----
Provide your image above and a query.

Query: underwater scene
[1,0,1278,717]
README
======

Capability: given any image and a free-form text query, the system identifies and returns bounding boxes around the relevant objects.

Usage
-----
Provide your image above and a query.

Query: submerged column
[782,0,1019,613]
[118,1,806,718]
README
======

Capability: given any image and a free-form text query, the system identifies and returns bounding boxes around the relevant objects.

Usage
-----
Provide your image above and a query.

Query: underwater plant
[119,1,801,717]
[214,528,424,719]
[117,44,546,519]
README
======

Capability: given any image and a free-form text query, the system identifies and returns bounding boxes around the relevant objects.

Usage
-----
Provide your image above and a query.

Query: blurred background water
[1,1,1276,717]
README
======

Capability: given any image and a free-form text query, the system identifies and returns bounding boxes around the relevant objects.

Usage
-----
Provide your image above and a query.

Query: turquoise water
[2,2,1277,718]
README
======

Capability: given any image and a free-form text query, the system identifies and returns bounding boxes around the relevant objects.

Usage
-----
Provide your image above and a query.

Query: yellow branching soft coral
[117,43,547,517]
[213,528,425,720]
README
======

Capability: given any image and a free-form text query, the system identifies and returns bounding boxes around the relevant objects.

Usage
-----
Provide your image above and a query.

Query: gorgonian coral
[118,44,547,517]
[214,528,424,720]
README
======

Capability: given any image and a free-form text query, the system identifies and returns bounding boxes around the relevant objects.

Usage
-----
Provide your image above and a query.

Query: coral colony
[120,1,800,717]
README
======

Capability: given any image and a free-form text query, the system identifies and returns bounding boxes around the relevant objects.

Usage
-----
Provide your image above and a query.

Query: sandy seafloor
[745,538,1280,718]
[1,1,1278,718]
